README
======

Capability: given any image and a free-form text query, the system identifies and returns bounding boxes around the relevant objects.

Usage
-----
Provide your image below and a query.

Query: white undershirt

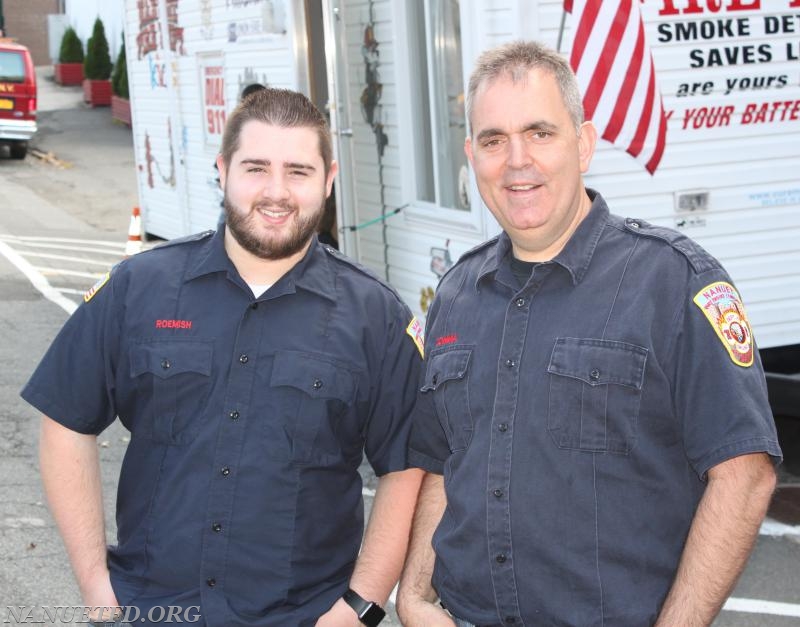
[247,283,272,299]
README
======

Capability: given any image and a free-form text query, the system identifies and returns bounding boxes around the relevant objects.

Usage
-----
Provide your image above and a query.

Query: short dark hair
[220,88,333,175]
[240,83,266,101]
[466,40,584,134]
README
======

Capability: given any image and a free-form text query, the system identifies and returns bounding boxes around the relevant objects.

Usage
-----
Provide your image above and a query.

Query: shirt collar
[476,188,609,287]
[185,229,337,302]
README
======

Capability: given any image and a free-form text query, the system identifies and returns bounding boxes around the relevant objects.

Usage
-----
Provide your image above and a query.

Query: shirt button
[220,466,231,476]
[161,359,170,370]
[496,554,507,563]
[515,298,525,307]
[498,423,508,432]
[493,489,504,498]
[229,410,240,420]
[312,379,323,390]
[206,578,216,588]
[590,368,601,380]
[250,302,258,310]
[628,220,640,228]
[211,522,222,533]
[239,354,249,364]
[505,617,517,624]
[505,359,515,368]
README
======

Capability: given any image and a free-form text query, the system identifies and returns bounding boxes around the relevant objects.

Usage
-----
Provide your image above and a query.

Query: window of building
[406,0,470,212]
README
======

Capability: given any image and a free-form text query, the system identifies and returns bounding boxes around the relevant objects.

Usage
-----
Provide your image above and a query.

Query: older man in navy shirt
[24,88,422,627]
[396,41,780,627]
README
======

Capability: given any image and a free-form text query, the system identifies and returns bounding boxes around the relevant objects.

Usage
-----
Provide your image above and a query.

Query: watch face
[361,603,386,626]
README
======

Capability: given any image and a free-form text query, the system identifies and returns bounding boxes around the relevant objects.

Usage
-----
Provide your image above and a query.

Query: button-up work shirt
[23,230,422,626]
[408,191,781,627]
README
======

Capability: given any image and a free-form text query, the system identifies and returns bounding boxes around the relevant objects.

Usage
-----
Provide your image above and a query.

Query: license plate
[0,98,13,110]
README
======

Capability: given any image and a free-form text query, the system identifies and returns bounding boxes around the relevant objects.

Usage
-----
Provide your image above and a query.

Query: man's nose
[507,135,533,169]
[263,173,290,199]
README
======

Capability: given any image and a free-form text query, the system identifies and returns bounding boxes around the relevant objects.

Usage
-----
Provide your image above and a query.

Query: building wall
[2,0,61,65]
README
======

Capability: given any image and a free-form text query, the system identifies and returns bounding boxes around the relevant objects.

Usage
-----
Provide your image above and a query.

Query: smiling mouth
[257,207,292,218]
[507,184,539,191]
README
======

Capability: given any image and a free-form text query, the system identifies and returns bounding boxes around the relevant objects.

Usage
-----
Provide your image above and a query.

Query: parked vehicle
[0,38,37,159]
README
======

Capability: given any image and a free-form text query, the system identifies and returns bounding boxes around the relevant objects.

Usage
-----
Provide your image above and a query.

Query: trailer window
[408,0,469,211]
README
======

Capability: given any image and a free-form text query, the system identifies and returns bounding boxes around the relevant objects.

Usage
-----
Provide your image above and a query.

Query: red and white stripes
[564,0,668,174]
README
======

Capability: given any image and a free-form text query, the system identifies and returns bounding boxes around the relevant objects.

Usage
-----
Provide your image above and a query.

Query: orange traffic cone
[125,206,143,257]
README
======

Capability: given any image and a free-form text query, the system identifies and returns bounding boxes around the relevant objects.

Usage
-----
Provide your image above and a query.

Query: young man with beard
[23,88,423,627]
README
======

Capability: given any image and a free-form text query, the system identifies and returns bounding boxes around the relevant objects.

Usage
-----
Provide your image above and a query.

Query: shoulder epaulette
[149,230,215,251]
[618,217,720,274]
[435,235,500,284]
[321,244,408,305]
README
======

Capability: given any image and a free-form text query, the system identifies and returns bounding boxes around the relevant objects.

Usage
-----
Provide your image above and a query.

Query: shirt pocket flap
[421,348,472,392]
[547,337,647,389]
[271,350,355,402]
[130,340,214,380]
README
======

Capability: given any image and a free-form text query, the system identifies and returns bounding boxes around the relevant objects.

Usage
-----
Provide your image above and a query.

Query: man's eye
[482,138,502,148]
[290,170,309,177]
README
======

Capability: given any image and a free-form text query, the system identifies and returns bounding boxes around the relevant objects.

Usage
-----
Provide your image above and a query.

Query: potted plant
[55,27,84,85]
[82,18,113,107]
[111,41,131,126]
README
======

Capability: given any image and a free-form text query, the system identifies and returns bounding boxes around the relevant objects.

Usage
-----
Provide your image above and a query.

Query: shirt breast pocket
[421,347,474,452]
[269,350,356,465]
[129,340,214,445]
[547,337,647,455]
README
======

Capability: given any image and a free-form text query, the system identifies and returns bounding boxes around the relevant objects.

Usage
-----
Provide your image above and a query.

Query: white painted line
[35,267,105,280]
[0,240,77,315]
[3,241,126,256]
[20,251,117,266]
[759,518,800,537]
[362,487,376,497]
[723,597,800,617]
[0,234,126,247]
[56,288,88,295]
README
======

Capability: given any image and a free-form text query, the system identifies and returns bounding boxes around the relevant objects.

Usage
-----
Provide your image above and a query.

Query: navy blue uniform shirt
[408,191,781,627]
[23,229,422,626]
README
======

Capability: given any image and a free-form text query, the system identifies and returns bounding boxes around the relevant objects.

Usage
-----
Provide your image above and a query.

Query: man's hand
[395,597,455,627]
[314,597,361,627]
[81,571,121,621]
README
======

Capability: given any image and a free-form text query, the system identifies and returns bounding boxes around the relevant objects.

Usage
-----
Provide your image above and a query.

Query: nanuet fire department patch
[83,272,110,303]
[406,316,425,359]
[693,281,754,367]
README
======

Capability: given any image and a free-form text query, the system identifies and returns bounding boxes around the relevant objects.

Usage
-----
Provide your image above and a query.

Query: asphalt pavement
[0,67,797,627]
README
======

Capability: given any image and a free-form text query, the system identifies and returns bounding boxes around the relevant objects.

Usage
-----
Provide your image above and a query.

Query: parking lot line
[0,239,76,314]
[724,597,800,617]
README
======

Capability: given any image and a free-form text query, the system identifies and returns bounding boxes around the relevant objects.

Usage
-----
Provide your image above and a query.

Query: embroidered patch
[693,281,754,367]
[83,272,110,303]
[435,334,458,347]
[406,317,425,358]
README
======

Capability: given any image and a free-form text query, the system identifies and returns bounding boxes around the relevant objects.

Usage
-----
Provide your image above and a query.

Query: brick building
[1,0,63,66]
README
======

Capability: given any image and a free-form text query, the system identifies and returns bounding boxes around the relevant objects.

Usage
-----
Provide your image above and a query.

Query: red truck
[0,38,37,159]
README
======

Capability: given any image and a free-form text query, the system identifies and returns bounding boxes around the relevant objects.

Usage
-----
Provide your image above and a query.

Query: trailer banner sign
[200,58,226,146]
[647,1,800,134]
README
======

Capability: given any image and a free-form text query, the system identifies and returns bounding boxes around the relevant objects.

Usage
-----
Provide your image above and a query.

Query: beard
[224,194,324,260]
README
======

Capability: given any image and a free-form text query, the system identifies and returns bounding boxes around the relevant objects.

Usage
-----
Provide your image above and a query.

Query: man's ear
[464,136,475,167]
[577,121,597,174]
[216,154,227,188]
[326,160,339,197]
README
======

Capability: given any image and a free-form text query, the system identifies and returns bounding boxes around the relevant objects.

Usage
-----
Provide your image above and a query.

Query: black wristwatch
[342,588,386,626]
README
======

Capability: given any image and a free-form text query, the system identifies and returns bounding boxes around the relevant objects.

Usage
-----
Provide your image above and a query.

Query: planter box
[111,95,132,126]
[54,63,84,86]
[82,79,112,107]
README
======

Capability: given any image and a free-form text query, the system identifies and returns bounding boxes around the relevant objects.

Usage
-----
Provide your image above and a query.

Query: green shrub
[112,41,129,98]
[58,27,84,64]
[84,18,112,80]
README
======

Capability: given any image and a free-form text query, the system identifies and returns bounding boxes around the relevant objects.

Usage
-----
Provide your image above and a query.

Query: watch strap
[342,588,386,626]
